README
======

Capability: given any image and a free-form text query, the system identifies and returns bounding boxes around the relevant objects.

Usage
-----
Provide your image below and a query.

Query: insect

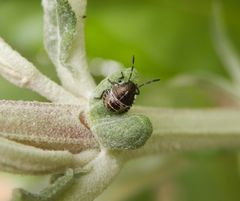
[96,56,160,114]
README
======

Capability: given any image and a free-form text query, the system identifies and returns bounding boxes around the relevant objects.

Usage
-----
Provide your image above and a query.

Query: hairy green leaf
[41,0,96,99]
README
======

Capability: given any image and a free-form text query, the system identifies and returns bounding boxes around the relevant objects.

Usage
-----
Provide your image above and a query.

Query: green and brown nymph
[95,56,160,114]
[88,57,159,150]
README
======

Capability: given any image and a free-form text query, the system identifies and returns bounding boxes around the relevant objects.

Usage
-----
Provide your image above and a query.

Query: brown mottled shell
[103,81,138,113]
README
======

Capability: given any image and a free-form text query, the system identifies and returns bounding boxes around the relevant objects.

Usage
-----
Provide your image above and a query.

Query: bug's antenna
[128,55,135,81]
[138,79,160,88]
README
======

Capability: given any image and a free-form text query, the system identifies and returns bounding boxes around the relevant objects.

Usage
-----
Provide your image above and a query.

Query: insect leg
[117,72,125,83]
[94,90,106,99]
[108,79,118,85]
[136,87,140,95]
[118,72,124,81]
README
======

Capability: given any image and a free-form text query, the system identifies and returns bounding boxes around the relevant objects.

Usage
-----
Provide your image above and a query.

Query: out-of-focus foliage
[1,0,240,107]
[0,0,240,201]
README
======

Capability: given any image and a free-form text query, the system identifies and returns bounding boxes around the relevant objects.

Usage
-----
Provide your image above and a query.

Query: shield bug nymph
[96,56,160,114]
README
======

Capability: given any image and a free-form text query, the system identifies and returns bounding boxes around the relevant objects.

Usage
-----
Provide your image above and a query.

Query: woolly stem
[125,106,240,159]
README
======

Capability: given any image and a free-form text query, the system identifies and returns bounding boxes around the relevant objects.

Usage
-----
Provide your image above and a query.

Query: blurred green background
[0,0,240,201]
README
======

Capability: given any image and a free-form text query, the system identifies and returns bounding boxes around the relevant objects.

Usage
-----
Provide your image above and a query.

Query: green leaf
[12,169,75,201]
[42,0,76,66]
[42,0,95,99]
[57,0,77,63]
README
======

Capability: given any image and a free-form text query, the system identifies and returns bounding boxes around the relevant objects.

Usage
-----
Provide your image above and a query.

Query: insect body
[102,80,139,113]
[96,56,160,114]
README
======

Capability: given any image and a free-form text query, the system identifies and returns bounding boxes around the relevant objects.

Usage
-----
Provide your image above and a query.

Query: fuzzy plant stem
[125,106,240,159]
[0,37,82,104]
[58,149,123,201]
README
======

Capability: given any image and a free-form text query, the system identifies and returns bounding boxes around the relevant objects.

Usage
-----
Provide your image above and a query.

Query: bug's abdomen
[103,89,131,113]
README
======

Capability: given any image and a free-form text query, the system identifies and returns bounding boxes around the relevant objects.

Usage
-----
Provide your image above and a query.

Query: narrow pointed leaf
[42,0,96,98]
[0,37,82,104]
